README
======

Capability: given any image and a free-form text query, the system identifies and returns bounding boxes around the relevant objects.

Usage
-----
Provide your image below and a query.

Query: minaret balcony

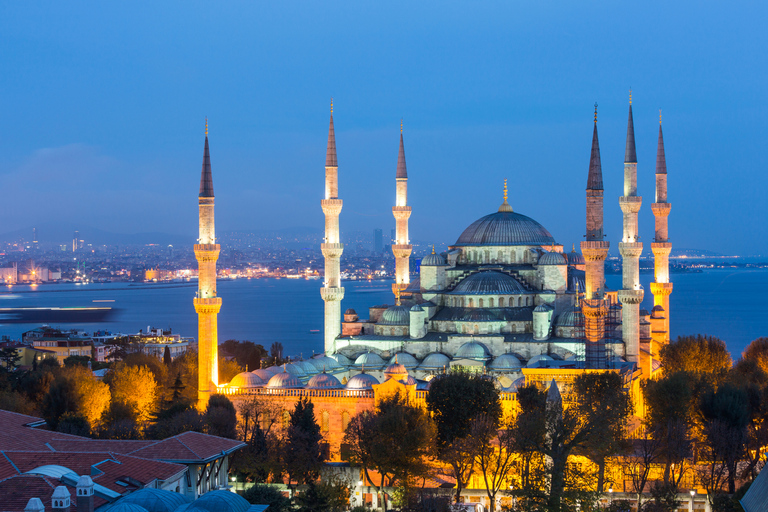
[618,242,643,258]
[321,243,344,258]
[651,203,672,217]
[619,196,642,214]
[194,296,222,314]
[392,206,412,220]
[651,242,672,255]
[321,199,343,216]
[580,241,610,261]
[392,245,413,259]
[650,282,673,296]
[321,286,345,302]
[618,289,644,304]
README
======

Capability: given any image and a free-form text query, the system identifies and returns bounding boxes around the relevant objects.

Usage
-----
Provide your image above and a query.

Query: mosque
[195,96,674,467]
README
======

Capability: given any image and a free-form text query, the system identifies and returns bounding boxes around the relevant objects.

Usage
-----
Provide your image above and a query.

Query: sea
[0,268,766,360]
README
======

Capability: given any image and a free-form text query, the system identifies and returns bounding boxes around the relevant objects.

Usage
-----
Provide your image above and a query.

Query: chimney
[76,475,94,512]
[25,498,45,512]
[51,486,70,512]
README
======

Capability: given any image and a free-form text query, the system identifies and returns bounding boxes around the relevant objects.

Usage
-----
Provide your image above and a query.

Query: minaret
[392,120,412,298]
[581,105,610,365]
[321,100,345,354]
[617,91,644,363]
[650,111,673,340]
[194,118,221,407]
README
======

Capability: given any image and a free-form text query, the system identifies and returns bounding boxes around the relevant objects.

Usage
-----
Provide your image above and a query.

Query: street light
[689,489,695,512]
[608,487,613,506]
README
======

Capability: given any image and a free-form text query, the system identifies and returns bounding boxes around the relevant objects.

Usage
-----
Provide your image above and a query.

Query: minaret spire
[194,118,222,407]
[392,120,413,297]
[651,112,673,345]
[499,178,512,212]
[618,92,644,364]
[321,101,345,354]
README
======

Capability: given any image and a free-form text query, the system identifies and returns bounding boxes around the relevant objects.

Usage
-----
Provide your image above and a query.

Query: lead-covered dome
[419,352,451,370]
[455,342,491,360]
[379,305,410,325]
[266,370,303,389]
[556,306,582,327]
[538,252,567,265]
[455,211,555,246]
[354,352,385,369]
[490,354,523,370]
[389,352,419,369]
[346,372,380,390]
[306,371,343,390]
[115,488,188,512]
[229,372,264,389]
[451,271,528,295]
[421,248,447,266]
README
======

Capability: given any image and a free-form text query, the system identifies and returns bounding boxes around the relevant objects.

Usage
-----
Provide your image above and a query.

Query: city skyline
[1,2,766,256]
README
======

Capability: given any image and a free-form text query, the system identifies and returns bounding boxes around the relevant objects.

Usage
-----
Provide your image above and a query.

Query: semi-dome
[455,342,491,360]
[354,352,385,369]
[306,371,344,390]
[330,353,352,366]
[538,252,567,265]
[308,355,342,371]
[455,211,555,247]
[388,352,419,369]
[346,372,380,390]
[229,372,264,388]
[556,306,582,327]
[266,370,303,389]
[458,309,500,322]
[527,354,554,367]
[379,305,410,325]
[176,490,250,512]
[419,352,451,369]
[115,488,188,512]
[450,271,528,295]
[421,248,447,266]
[490,354,523,370]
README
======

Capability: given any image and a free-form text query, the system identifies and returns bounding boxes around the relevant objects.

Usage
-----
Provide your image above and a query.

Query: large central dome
[455,210,555,246]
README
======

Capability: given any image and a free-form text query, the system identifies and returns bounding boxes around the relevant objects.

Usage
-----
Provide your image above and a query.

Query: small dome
[116,488,188,512]
[506,376,526,392]
[266,370,303,389]
[410,304,424,312]
[306,371,343,390]
[451,271,529,295]
[298,361,319,375]
[455,342,491,360]
[538,252,567,266]
[251,369,276,381]
[176,490,250,512]
[533,303,552,312]
[107,504,149,512]
[527,354,554,367]
[421,250,447,266]
[263,366,282,376]
[490,354,522,370]
[308,355,342,371]
[345,308,357,315]
[419,352,451,369]
[388,352,419,369]
[405,375,418,386]
[354,352,385,369]
[568,250,585,266]
[282,363,306,377]
[651,305,665,319]
[384,361,408,379]
[556,306,582,327]
[379,305,410,325]
[346,372,380,390]
[330,353,352,367]
[229,372,264,388]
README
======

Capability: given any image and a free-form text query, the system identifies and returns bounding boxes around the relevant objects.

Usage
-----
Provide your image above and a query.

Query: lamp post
[689,489,695,512]
[608,487,613,507]
[230,475,236,493]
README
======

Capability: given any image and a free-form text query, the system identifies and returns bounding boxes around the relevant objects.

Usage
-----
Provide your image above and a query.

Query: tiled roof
[47,439,153,454]
[0,475,61,512]
[0,411,83,451]
[129,431,245,463]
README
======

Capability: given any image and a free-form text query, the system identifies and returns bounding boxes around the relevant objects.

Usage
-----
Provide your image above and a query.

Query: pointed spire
[656,116,667,175]
[587,103,603,190]
[199,119,214,198]
[396,121,407,178]
[625,91,637,163]
[498,178,513,212]
[546,378,562,405]
[326,98,338,167]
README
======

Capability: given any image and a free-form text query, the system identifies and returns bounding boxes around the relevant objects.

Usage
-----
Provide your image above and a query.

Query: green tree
[163,346,172,366]
[231,396,283,482]
[508,384,548,508]
[57,411,91,436]
[99,400,142,439]
[294,480,350,512]
[204,393,238,438]
[425,370,502,502]
[282,397,325,491]
[243,484,291,512]
[40,375,79,429]
[0,347,22,370]
[63,355,91,367]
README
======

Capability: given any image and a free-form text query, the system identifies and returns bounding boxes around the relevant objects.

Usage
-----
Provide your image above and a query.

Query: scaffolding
[573,295,622,369]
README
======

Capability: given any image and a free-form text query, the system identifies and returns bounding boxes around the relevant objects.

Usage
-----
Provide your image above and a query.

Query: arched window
[469,298,474,308]
[342,411,350,432]
[498,250,504,263]
[479,298,484,308]
[526,296,531,306]
[321,411,330,432]
[282,410,290,427]
[499,297,505,307]
[474,324,479,334]
[489,298,494,308]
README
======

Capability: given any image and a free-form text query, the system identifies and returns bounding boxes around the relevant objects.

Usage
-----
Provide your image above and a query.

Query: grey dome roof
[421,251,447,266]
[384,362,408,378]
[505,376,526,392]
[490,354,523,370]
[308,355,342,371]
[346,372,380,390]
[450,271,528,295]
[455,211,555,246]
[116,488,188,512]
[556,306,582,327]
[106,504,149,512]
[379,305,410,325]
[344,308,357,315]
[266,370,303,389]
[176,490,250,512]
[527,354,554,367]
[306,371,344,390]
[330,353,352,366]
[229,372,264,388]
[354,352,386,368]
[298,361,319,375]
[419,352,451,369]
[410,304,424,312]
[282,363,307,377]
[262,366,281,375]
[458,309,500,322]
[455,342,491,360]
[389,352,419,369]
[251,369,276,381]
[568,250,585,265]
[538,252,567,265]
[533,303,552,312]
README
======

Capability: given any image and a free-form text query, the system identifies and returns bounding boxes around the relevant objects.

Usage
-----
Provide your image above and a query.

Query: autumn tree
[231,396,283,482]
[741,337,768,376]
[425,370,502,502]
[39,365,111,431]
[623,424,663,510]
[109,365,157,424]
[659,335,731,386]
[219,357,242,384]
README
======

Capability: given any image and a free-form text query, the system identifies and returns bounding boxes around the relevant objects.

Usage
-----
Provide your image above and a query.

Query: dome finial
[400,118,403,134]
[431,245,436,255]
[330,97,333,114]
[498,179,513,212]
[205,117,208,137]
[594,103,598,124]
[572,243,576,252]
[659,108,662,125]
[394,286,402,306]
[629,88,632,105]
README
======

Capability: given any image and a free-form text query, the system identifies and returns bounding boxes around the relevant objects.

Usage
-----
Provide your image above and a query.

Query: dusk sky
[1,2,765,255]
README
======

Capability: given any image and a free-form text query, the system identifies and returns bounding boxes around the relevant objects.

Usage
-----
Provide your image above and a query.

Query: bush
[242,484,291,512]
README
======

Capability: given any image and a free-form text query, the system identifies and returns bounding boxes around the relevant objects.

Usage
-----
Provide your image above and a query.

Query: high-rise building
[373,229,383,253]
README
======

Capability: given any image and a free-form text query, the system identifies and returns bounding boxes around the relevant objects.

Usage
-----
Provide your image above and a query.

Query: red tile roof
[0,475,60,512]
[128,431,245,463]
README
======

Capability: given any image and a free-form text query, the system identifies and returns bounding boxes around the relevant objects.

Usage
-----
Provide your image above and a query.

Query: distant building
[373,228,383,253]
[22,327,92,363]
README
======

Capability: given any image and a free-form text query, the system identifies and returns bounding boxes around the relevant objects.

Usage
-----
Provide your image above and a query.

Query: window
[489,298,494,307]
[479,298,484,308]
[342,411,350,431]
[499,297,505,307]
[321,411,330,432]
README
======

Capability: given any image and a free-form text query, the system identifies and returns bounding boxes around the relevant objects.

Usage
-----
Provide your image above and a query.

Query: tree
[109,365,157,424]
[742,337,768,376]
[294,479,350,512]
[425,370,502,502]
[63,355,91,367]
[147,400,204,439]
[170,372,185,401]
[243,484,291,512]
[221,339,268,371]
[473,415,517,512]
[232,396,283,482]
[40,375,79,429]
[282,397,325,491]
[508,384,549,508]
[0,347,22,371]
[344,391,436,510]
[39,365,110,430]
[105,336,140,361]
[57,412,91,436]
[219,357,242,384]
[99,400,142,439]
[623,425,663,510]
[660,335,731,386]
[204,393,238,438]
[163,346,172,366]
